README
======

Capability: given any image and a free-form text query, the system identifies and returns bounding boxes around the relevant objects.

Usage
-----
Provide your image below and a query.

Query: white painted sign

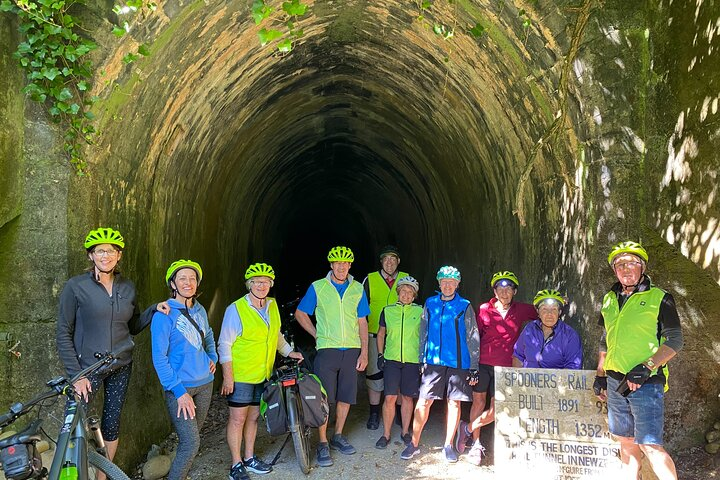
[494,367,623,479]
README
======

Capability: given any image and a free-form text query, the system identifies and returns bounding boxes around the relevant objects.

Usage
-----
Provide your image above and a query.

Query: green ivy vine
[252,0,308,53]
[1,0,98,174]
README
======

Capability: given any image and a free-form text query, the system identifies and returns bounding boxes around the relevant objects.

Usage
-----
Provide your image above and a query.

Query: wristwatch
[645,358,656,369]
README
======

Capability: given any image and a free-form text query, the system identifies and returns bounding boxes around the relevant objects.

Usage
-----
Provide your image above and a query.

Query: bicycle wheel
[286,388,312,474]
[88,450,131,480]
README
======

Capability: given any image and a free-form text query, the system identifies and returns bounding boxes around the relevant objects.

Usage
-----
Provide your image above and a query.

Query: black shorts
[472,364,495,397]
[419,365,472,402]
[384,360,421,398]
[314,348,360,405]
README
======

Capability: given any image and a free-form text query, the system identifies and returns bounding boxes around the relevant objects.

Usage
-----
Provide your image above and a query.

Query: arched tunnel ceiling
[91,0,580,302]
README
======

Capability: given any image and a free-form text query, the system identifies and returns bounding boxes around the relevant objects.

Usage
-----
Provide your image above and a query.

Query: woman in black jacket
[56,227,159,477]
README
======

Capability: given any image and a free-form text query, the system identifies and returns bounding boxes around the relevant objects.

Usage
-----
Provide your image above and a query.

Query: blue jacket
[151,298,218,398]
[513,319,583,369]
[423,293,473,369]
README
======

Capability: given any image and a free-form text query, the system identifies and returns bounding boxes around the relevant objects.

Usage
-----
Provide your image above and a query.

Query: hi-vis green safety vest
[231,297,280,383]
[367,271,408,334]
[313,274,363,350]
[601,286,666,376]
[382,303,422,364]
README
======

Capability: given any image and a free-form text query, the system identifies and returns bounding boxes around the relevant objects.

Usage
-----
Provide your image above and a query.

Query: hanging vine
[1,0,98,174]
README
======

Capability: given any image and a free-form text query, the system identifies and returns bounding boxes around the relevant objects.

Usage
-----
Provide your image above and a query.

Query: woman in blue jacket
[151,259,217,480]
[512,289,583,370]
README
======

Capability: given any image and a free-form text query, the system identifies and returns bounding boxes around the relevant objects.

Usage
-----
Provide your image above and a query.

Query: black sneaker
[316,442,333,467]
[366,411,380,430]
[401,432,412,445]
[243,455,272,474]
[400,443,420,460]
[229,462,250,480]
[375,435,390,449]
[329,433,356,455]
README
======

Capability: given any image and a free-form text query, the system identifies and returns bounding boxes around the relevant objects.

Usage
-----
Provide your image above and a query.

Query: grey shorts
[419,365,472,402]
[384,360,421,398]
[365,335,384,392]
[227,381,264,407]
[314,348,360,405]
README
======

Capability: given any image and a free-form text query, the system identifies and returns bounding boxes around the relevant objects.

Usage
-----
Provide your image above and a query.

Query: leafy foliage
[1,0,98,173]
[252,0,308,53]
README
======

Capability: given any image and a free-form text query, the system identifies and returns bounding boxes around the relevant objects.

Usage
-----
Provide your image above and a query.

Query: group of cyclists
[56,227,682,480]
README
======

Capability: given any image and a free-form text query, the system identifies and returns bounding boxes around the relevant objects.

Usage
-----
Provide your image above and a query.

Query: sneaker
[400,443,420,460]
[228,462,250,480]
[454,420,470,454]
[366,411,380,430]
[375,435,389,449]
[401,432,412,445]
[316,442,333,467]
[467,441,486,466]
[329,434,356,455]
[243,455,272,474]
[443,445,458,463]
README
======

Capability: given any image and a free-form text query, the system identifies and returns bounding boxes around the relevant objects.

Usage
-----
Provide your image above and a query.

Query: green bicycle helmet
[396,276,419,293]
[84,227,125,250]
[533,289,565,309]
[379,245,400,259]
[491,271,519,288]
[607,241,649,265]
[245,262,276,280]
[437,265,461,281]
[327,246,354,263]
[166,259,203,287]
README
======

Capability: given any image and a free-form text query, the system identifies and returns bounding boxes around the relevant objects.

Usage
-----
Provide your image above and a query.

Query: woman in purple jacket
[512,289,583,369]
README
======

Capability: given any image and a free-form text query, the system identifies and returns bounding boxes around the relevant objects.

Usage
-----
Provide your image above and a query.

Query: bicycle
[0,342,133,480]
[271,357,312,475]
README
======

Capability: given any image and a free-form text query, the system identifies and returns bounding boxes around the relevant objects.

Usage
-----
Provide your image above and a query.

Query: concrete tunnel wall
[1,0,719,469]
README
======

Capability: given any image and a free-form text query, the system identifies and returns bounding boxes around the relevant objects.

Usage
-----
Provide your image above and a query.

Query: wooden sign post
[494,367,623,479]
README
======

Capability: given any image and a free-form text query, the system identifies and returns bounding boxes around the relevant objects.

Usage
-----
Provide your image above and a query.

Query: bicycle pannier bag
[0,442,41,480]
[297,373,329,428]
[260,381,288,436]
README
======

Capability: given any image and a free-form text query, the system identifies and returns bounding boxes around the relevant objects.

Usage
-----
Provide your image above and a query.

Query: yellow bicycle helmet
[166,259,203,287]
[84,227,125,250]
[245,262,276,280]
[533,289,565,309]
[327,246,354,263]
[607,241,648,265]
[491,271,519,288]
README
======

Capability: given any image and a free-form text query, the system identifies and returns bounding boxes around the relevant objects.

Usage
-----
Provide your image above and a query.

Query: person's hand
[157,302,171,314]
[176,393,196,420]
[289,351,304,363]
[208,360,216,375]
[467,369,480,386]
[356,352,368,371]
[73,377,92,402]
[625,364,651,392]
[221,374,234,396]
[377,354,385,370]
[593,376,607,400]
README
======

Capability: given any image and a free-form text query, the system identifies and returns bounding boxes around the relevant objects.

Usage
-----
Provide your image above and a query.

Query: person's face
[397,285,415,305]
[381,254,400,275]
[439,278,459,297]
[89,243,121,270]
[537,302,561,328]
[172,268,198,299]
[612,253,644,287]
[249,276,272,297]
[331,261,351,282]
[494,285,516,306]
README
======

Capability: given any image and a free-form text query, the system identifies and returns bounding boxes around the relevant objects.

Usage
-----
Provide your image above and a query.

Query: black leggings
[87,363,132,441]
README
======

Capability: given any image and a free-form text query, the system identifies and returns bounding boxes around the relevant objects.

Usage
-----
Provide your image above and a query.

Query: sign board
[494,367,623,479]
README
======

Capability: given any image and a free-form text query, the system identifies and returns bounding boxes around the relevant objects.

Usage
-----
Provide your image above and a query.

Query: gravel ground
[132,393,718,480]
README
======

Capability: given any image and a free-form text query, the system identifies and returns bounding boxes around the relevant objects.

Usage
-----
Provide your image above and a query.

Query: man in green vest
[361,245,408,430]
[594,242,683,480]
[218,263,303,480]
[295,246,370,467]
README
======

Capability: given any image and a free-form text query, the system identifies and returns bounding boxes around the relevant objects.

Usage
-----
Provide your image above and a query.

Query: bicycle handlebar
[0,339,135,429]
